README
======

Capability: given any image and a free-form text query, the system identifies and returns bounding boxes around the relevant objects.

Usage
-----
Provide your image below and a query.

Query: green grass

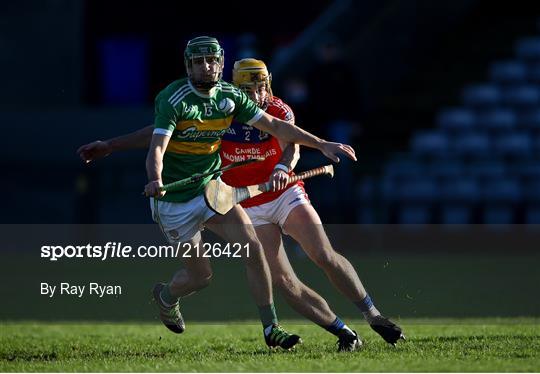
[1,318,539,372]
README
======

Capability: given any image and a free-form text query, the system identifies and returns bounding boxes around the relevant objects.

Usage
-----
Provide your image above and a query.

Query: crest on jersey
[218,98,235,115]
[184,105,197,115]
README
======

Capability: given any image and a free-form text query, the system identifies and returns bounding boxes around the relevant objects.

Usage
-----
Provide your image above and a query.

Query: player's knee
[311,248,338,269]
[191,272,213,290]
[273,273,300,295]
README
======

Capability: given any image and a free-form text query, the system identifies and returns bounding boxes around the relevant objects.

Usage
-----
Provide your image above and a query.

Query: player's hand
[144,180,166,198]
[77,140,112,163]
[269,169,290,192]
[319,141,357,163]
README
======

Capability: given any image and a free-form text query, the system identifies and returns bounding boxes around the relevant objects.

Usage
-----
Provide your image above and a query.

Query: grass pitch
[1,318,539,372]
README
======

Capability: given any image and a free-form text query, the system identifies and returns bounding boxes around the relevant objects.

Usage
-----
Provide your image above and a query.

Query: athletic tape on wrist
[274,163,289,173]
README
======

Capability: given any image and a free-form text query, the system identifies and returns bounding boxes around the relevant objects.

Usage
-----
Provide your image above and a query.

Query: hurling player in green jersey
[79,36,356,350]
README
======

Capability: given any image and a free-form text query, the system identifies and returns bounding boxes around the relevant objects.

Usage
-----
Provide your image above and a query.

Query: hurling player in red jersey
[77,59,404,350]
[221,59,404,348]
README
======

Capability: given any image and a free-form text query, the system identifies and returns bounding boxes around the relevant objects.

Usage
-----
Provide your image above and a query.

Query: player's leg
[150,196,215,334]
[165,238,213,298]
[283,204,367,301]
[205,205,301,349]
[152,235,213,334]
[282,202,404,345]
[256,223,335,325]
[255,222,361,351]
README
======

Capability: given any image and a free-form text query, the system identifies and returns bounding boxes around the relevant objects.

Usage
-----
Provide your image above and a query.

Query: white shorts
[244,184,310,229]
[150,194,216,244]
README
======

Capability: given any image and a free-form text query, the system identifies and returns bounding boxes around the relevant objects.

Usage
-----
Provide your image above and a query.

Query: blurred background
[2,0,540,225]
[1,0,540,322]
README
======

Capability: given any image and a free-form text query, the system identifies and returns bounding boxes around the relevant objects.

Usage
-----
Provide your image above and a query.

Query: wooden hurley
[204,165,334,215]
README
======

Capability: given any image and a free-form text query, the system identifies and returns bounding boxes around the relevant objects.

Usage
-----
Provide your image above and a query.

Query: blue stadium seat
[398,177,440,202]
[517,108,540,130]
[524,179,540,224]
[481,178,522,224]
[453,132,491,157]
[428,158,464,179]
[441,206,474,224]
[524,179,540,203]
[476,108,517,131]
[525,208,540,224]
[439,178,480,224]
[398,204,432,224]
[489,60,527,83]
[527,62,540,83]
[440,178,480,203]
[513,161,540,181]
[465,160,507,179]
[383,158,424,180]
[515,37,540,61]
[483,206,516,224]
[436,108,476,132]
[492,132,533,157]
[481,178,522,202]
[462,84,501,108]
[502,85,540,107]
[385,177,439,224]
[410,131,450,157]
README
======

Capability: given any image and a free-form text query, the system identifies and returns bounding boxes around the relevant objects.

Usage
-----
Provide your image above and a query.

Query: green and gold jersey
[154,78,263,203]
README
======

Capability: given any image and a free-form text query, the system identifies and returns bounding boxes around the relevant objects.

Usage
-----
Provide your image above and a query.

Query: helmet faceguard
[232,58,273,110]
[184,36,224,90]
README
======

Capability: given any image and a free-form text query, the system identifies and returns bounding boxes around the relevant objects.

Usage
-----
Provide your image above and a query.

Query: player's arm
[251,111,356,163]
[144,134,170,198]
[77,125,154,163]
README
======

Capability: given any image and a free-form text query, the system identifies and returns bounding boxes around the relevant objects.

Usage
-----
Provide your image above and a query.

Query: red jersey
[220,96,304,208]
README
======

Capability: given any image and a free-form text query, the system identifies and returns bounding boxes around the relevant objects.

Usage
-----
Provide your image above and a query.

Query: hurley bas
[40,282,122,298]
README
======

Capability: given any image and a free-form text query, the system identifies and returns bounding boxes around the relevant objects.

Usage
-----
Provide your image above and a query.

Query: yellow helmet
[232,58,273,105]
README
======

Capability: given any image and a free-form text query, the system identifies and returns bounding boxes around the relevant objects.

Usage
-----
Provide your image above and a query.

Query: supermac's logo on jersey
[176,125,226,140]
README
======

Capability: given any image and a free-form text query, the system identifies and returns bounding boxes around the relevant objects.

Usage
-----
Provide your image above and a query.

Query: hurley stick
[142,158,264,195]
[204,165,334,215]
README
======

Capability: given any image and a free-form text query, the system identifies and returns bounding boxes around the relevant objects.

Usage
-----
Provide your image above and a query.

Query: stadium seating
[439,178,480,224]
[428,158,464,180]
[524,179,540,223]
[462,84,501,108]
[383,158,424,180]
[465,160,506,179]
[476,108,516,131]
[410,130,450,157]
[360,32,540,225]
[481,178,522,224]
[515,37,540,61]
[517,108,540,130]
[492,132,534,157]
[502,85,540,108]
[453,131,491,157]
[527,63,540,83]
[489,61,527,84]
[437,108,476,132]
